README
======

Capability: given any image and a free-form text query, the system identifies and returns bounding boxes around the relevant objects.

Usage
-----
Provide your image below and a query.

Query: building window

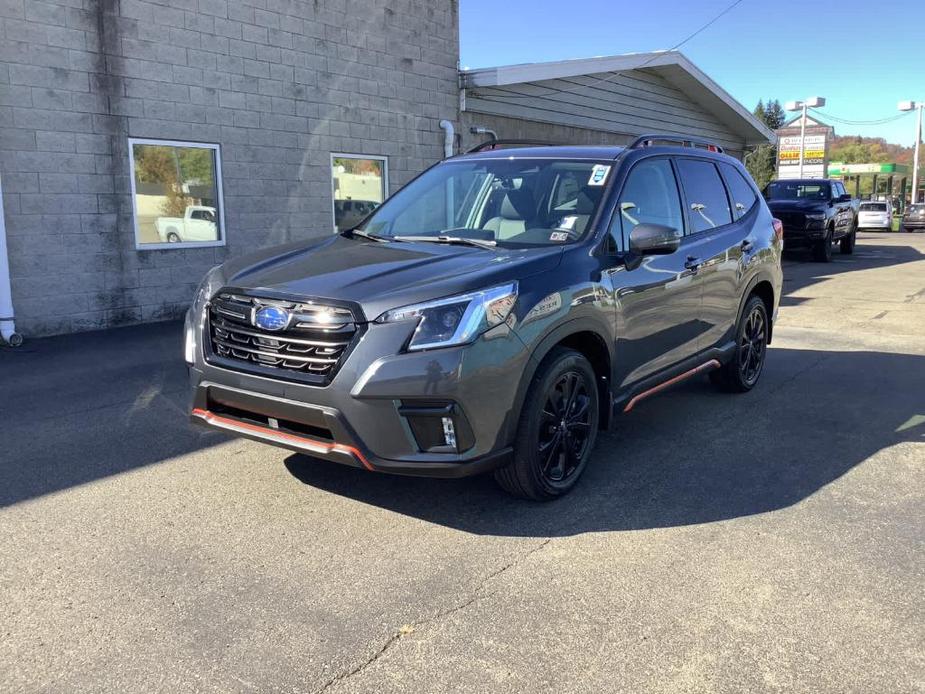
[331,154,388,232]
[128,138,225,250]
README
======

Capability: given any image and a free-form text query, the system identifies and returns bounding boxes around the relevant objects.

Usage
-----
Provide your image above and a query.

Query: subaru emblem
[254,305,290,332]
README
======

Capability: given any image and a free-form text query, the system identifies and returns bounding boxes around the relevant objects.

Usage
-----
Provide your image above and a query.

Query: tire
[494,347,599,501]
[812,227,833,262]
[167,231,181,243]
[710,295,769,393]
[840,230,856,254]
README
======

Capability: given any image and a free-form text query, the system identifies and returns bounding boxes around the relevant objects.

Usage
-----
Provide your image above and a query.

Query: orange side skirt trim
[623,359,721,413]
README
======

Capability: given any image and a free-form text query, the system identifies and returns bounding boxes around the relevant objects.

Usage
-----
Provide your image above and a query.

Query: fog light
[441,417,457,448]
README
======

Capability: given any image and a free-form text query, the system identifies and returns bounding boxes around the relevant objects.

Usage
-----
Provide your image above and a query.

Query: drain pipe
[0,173,22,346]
[438,119,455,158]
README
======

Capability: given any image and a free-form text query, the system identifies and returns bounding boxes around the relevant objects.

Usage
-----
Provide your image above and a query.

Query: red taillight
[772,218,784,241]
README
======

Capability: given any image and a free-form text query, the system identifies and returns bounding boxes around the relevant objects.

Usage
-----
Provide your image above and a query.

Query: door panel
[607,242,705,388]
[691,226,745,349]
[605,156,704,388]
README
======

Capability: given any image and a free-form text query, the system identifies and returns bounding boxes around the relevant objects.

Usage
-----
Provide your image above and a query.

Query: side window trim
[674,156,736,236]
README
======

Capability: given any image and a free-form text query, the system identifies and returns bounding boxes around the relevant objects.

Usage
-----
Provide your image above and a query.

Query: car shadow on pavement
[780,237,924,306]
[285,347,925,536]
[0,321,227,508]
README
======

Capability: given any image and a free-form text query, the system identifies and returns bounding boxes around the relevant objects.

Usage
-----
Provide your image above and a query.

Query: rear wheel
[167,231,181,243]
[812,227,833,262]
[494,348,599,500]
[710,295,769,393]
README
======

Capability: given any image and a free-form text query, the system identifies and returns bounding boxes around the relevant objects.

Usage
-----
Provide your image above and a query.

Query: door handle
[684,255,701,271]
[740,239,753,253]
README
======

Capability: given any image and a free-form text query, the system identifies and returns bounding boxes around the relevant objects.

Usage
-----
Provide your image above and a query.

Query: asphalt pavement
[2,232,923,693]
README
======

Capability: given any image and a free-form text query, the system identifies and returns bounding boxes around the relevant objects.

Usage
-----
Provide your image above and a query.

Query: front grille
[775,211,805,229]
[206,292,359,384]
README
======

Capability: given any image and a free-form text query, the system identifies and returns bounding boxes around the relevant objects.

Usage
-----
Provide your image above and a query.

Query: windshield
[764,181,831,201]
[358,158,613,247]
[860,202,887,212]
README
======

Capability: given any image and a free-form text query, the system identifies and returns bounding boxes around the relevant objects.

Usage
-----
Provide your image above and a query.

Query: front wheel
[812,228,833,262]
[494,348,599,500]
[710,295,769,393]
[840,230,856,254]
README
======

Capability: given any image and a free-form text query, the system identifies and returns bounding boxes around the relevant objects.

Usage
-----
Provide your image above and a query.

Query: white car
[857,201,892,231]
[155,205,218,243]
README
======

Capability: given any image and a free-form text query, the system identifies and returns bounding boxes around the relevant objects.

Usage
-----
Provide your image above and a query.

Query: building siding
[463,68,747,155]
[0,0,459,336]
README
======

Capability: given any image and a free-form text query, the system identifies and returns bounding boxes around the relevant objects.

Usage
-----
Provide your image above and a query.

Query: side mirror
[629,223,682,256]
[837,193,852,202]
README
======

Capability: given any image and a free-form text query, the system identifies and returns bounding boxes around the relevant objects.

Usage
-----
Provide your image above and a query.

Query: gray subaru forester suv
[186,135,783,500]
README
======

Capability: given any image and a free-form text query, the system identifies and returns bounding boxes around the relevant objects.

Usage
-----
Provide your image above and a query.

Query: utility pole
[899,101,923,204]
[786,97,826,178]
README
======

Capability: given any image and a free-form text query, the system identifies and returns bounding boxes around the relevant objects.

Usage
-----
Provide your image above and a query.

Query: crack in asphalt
[313,537,552,693]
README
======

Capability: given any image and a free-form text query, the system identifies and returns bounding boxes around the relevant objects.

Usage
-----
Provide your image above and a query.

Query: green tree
[764,99,786,129]
[745,99,784,190]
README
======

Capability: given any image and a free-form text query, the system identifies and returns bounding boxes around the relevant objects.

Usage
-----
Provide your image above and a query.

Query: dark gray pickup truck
[763,179,858,261]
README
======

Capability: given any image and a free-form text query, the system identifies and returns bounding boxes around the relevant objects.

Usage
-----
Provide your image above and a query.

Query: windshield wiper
[392,235,497,250]
[341,227,390,242]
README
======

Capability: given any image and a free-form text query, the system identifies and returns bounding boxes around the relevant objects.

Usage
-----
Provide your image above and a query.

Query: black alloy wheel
[738,302,766,387]
[495,348,599,500]
[711,294,769,393]
[538,371,593,483]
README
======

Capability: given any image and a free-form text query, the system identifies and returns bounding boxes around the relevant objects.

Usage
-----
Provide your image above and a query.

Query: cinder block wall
[0,0,459,336]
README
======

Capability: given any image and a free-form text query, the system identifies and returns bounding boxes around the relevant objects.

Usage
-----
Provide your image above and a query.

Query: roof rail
[628,134,724,154]
[465,139,560,154]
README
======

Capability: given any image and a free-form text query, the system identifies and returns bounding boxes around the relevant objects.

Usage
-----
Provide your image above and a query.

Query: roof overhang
[460,51,776,147]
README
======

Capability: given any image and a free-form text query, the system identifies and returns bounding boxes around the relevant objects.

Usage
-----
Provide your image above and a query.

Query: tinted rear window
[676,159,733,233]
[718,162,758,219]
[860,203,887,212]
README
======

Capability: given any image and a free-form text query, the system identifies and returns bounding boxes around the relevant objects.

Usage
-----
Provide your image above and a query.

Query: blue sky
[459,0,924,146]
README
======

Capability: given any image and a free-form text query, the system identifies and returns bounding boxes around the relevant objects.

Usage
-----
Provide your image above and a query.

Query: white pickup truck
[155,206,218,243]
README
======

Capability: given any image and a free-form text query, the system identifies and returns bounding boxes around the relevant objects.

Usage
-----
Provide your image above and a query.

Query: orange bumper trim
[191,407,375,471]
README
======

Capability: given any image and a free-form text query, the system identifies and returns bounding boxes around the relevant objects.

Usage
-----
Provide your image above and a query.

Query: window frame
[673,156,736,236]
[127,137,226,251]
[606,154,687,251]
[330,152,389,233]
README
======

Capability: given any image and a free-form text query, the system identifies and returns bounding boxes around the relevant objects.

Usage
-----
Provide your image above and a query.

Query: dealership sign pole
[785,97,826,179]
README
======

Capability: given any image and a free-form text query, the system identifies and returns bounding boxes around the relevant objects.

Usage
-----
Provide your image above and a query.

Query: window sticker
[549,231,570,242]
[588,164,611,186]
[557,215,578,230]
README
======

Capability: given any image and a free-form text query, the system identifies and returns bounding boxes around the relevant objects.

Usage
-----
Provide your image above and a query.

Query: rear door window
[676,159,733,233]
[718,162,758,220]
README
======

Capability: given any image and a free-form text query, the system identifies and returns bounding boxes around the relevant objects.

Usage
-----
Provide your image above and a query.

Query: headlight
[185,265,224,365]
[376,283,517,351]
[805,213,826,221]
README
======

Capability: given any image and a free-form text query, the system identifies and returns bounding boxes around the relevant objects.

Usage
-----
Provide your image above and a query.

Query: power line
[809,109,912,126]
[468,0,748,100]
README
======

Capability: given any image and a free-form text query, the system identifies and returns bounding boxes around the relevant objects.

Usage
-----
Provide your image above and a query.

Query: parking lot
[2,233,923,693]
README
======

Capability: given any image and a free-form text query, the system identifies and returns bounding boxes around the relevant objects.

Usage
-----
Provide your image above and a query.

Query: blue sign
[254,305,290,332]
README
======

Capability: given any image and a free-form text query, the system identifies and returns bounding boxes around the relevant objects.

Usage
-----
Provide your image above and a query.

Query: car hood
[765,198,829,213]
[219,235,564,321]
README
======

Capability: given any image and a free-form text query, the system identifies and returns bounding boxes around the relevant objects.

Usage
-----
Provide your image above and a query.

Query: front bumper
[781,226,827,247]
[188,317,528,478]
